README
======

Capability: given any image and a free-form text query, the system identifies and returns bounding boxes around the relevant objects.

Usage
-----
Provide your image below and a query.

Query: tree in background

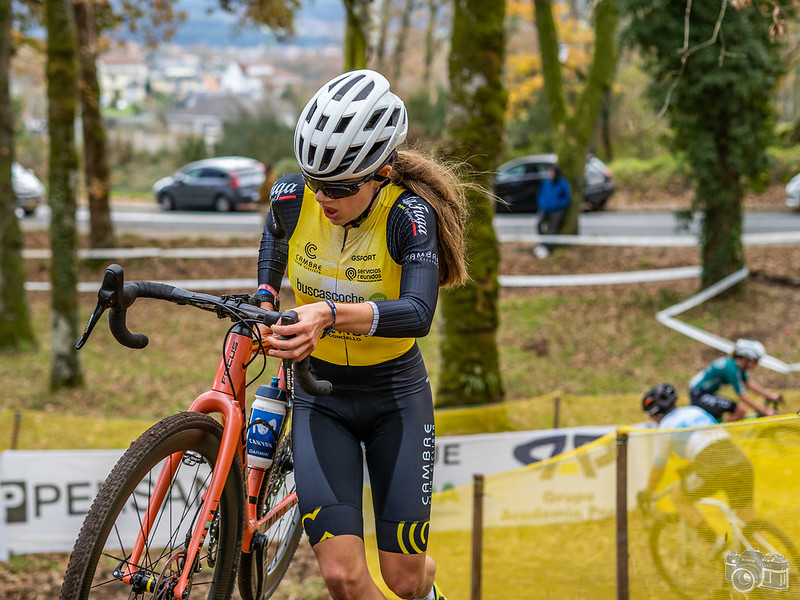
[75,0,115,249]
[623,0,785,288]
[437,0,507,407]
[343,0,370,69]
[214,110,295,168]
[0,0,36,351]
[46,0,83,389]
[532,0,618,233]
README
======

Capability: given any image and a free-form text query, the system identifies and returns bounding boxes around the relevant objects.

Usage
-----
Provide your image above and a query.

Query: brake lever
[76,303,106,350]
[76,264,125,350]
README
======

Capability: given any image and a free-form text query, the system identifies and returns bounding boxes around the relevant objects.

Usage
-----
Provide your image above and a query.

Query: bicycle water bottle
[246,376,287,470]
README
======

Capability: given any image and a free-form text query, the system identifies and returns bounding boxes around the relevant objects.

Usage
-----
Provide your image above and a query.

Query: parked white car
[13,162,46,216]
[786,173,800,211]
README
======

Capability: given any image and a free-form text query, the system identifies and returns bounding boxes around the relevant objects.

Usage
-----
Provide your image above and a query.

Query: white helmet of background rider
[734,338,766,362]
[294,69,408,181]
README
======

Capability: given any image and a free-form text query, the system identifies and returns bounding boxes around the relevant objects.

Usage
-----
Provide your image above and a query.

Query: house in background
[148,49,207,100]
[97,47,148,109]
[163,94,261,151]
[220,59,300,101]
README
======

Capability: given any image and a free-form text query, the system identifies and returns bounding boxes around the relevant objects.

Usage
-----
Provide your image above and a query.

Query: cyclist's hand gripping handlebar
[277,311,333,397]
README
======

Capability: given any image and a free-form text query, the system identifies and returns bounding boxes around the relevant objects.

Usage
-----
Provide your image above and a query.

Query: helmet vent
[333,74,365,100]
[305,100,317,123]
[320,148,335,172]
[389,107,401,126]
[355,140,389,173]
[307,144,316,165]
[327,74,349,91]
[334,116,352,134]
[354,81,374,101]
[364,110,383,131]
[316,115,329,131]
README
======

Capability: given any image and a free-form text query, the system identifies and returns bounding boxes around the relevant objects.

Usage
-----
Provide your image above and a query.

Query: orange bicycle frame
[120,322,293,599]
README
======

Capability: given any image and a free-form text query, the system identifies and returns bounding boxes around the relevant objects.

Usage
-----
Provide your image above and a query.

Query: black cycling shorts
[690,387,737,421]
[681,439,754,510]
[292,345,435,554]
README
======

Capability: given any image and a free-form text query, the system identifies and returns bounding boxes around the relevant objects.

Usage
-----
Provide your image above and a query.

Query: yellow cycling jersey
[288,183,415,366]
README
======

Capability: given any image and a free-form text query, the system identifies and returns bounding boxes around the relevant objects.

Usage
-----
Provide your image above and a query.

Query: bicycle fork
[120,330,253,599]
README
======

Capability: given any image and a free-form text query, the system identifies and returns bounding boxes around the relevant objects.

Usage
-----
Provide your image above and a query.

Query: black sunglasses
[303,171,379,199]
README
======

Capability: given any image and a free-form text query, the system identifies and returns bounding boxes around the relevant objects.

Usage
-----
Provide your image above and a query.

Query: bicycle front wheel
[60,412,244,600]
[238,430,303,600]
[735,520,800,599]
[650,512,720,600]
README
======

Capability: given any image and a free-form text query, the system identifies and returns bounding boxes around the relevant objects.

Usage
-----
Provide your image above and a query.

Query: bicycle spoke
[60,414,243,600]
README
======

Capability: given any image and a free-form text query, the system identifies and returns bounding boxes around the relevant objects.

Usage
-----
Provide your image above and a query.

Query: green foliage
[622,0,784,285]
[767,144,800,183]
[213,110,295,168]
[622,1,783,191]
[504,88,554,157]
[607,154,686,190]
[176,135,206,164]
[405,86,448,145]
[607,51,671,159]
[107,140,185,197]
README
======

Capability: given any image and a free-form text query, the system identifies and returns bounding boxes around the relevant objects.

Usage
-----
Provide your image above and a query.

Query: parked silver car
[13,162,46,216]
[153,156,266,212]
[786,173,800,211]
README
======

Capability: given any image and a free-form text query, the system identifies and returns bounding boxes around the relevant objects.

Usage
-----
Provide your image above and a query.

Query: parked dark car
[493,153,614,213]
[153,156,266,212]
[13,162,46,216]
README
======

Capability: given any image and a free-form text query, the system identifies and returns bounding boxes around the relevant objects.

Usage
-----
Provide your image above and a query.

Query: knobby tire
[59,412,244,600]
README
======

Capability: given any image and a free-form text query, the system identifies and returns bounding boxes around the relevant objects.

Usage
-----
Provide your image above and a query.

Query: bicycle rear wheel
[59,413,244,600]
[650,513,721,599]
[238,430,303,600]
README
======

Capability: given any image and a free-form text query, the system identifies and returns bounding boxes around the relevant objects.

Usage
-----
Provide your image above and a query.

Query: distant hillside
[120,0,345,48]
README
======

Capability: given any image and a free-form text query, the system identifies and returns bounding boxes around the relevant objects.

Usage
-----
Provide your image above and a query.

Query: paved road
[19,203,800,240]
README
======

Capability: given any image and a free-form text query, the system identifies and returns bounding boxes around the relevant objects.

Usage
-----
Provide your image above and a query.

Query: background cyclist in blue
[257,70,471,600]
[638,384,755,547]
[689,339,781,422]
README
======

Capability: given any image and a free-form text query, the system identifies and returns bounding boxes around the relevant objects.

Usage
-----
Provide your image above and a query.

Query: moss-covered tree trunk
[533,0,618,233]
[0,0,36,351]
[437,0,506,407]
[47,0,83,389]
[75,0,115,249]
[343,0,369,70]
[623,0,782,288]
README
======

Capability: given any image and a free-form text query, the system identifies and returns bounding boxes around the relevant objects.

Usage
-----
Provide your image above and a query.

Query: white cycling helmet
[294,69,408,181]
[734,338,766,361]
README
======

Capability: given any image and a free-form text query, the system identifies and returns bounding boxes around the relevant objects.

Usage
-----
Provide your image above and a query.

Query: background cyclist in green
[689,338,781,422]
[257,70,471,600]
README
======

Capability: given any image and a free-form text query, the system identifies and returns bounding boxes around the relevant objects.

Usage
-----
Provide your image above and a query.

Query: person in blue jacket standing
[534,165,571,258]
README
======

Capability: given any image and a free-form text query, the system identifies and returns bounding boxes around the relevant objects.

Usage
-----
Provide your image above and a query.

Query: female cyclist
[254,70,470,600]
[689,338,782,422]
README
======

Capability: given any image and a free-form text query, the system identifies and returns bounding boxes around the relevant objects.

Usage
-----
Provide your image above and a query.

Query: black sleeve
[373,194,440,338]
[257,174,305,291]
